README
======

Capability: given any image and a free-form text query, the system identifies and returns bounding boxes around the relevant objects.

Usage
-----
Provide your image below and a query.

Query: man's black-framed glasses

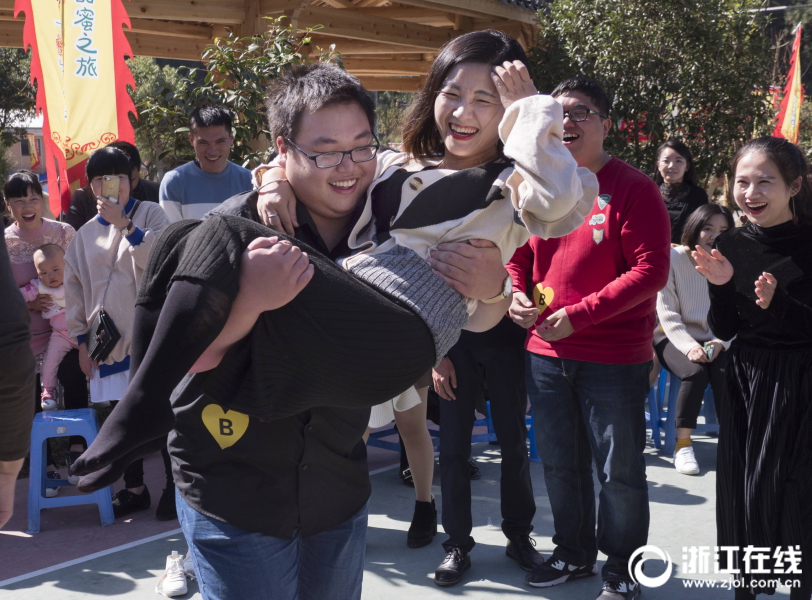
[285,135,380,169]
[563,108,608,122]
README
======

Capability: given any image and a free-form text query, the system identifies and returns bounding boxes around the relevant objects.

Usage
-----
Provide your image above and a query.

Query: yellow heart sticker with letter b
[533,283,555,314]
[202,404,249,450]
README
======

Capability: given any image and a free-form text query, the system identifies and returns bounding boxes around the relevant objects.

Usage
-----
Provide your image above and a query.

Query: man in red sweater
[507,77,670,600]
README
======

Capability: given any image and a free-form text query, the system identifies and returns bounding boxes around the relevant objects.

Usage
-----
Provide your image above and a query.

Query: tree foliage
[528,0,774,182]
[128,17,334,175]
[0,48,36,184]
[375,91,413,146]
[127,56,196,180]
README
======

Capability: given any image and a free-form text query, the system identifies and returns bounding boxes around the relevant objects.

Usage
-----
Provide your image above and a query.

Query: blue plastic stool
[27,409,115,533]
[646,368,680,455]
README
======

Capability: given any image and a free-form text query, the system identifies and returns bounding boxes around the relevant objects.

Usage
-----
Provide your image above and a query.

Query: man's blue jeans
[526,352,651,582]
[176,489,369,600]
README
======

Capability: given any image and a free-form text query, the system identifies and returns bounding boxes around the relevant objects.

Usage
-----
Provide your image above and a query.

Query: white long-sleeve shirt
[654,245,733,355]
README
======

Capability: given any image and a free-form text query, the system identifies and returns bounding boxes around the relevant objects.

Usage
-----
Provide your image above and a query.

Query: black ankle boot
[407,497,437,548]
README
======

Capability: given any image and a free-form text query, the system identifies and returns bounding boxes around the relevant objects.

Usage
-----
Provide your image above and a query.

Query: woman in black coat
[654,139,709,244]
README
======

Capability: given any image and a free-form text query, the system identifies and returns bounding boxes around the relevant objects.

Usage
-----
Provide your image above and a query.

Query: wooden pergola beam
[391,0,538,25]
[284,6,458,50]
[358,76,420,92]
[125,31,209,61]
[342,58,431,76]
[0,19,22,48]
[349,7,455,27]
[308,36,428,55]
[126,1,246,25]
[128,19,213,40]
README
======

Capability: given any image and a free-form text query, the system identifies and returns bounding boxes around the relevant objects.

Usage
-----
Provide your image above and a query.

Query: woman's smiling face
[433,62,504,170]
[733,150,799,228]
[9,187,43,231]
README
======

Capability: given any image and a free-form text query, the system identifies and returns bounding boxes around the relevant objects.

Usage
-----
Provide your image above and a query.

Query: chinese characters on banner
[14,0,136,215]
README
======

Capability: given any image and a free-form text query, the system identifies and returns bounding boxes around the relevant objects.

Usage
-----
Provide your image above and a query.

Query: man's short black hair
[86,147,133,182]
[4,170,42,199]
[265,63,376,148]
[106,140,141,174]
[551,76,611,117]
[190,105,234,134]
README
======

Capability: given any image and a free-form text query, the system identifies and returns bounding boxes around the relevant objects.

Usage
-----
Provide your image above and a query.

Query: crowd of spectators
[0,29,809,600]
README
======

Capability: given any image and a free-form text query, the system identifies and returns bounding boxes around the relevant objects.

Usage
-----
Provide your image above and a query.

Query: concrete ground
[0,431,795,599]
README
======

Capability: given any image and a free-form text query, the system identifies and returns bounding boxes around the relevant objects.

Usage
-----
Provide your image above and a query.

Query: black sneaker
[525,557,597,588]
[112,487,151,518]
[506,535,545,571]
[155,486,178,521]
[596,580,641,599]
[434,547,471,587]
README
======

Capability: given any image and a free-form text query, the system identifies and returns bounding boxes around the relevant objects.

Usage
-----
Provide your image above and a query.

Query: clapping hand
[693,245,734,286]
[755,272,777,309]
[491,60,537,109]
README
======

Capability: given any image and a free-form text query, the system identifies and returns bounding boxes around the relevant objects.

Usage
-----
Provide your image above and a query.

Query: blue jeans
[526,352,651,582]
[176,489,369,600]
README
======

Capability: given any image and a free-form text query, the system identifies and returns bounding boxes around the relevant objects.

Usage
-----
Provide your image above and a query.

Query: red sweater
[506,157,670,364]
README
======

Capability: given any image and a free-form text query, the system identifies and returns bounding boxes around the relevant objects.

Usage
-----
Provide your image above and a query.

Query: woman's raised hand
[257,167,297,235]
[491,60,537,109]
[692,245,734,286]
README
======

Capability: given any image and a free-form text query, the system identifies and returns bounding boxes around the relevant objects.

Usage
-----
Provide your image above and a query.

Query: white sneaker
[155,551,187,597]
[674,445,700,475]
[41,398,57,411]
[182,549,195,580]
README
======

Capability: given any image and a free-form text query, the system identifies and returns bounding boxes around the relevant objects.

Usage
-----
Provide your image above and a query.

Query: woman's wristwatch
[482,273,513,304]
[119,219,134,236]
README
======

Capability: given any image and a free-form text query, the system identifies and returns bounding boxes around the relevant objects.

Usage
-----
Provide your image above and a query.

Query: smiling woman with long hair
[654,140,709,243]
[694,136,812,599]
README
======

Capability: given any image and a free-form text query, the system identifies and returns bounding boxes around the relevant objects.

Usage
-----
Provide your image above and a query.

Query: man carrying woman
[72,30,596,599]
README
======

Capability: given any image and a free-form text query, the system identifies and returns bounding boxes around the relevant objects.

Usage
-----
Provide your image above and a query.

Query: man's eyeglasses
[563,108,608,122]
[285,136,380,169]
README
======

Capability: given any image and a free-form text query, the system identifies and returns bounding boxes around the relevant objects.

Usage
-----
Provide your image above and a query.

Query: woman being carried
[72,31,597,492]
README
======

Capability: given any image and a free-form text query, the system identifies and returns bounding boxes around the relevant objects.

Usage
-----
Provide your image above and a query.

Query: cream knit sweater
[654,245,732,355]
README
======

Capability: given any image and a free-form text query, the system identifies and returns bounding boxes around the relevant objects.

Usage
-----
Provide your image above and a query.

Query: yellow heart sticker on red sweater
[533,284,554,314]
[202,404,249,450]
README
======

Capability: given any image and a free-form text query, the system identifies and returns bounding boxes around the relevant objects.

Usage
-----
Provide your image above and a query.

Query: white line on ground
[0,528,183,588]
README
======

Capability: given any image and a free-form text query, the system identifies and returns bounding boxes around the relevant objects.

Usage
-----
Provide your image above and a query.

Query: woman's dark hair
[106,140,142,174]
[730,136,812,225]
[680,203,734,248]
[86,147,133,183]
[4,170,43,199]
[654,139,697,187]
[402,30,528,160]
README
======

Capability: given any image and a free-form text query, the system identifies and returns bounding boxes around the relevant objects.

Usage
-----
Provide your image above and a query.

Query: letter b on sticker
[219,419,233,436]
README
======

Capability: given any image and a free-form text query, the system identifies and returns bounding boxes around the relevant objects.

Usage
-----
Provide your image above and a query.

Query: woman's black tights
[72,280,230,491]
